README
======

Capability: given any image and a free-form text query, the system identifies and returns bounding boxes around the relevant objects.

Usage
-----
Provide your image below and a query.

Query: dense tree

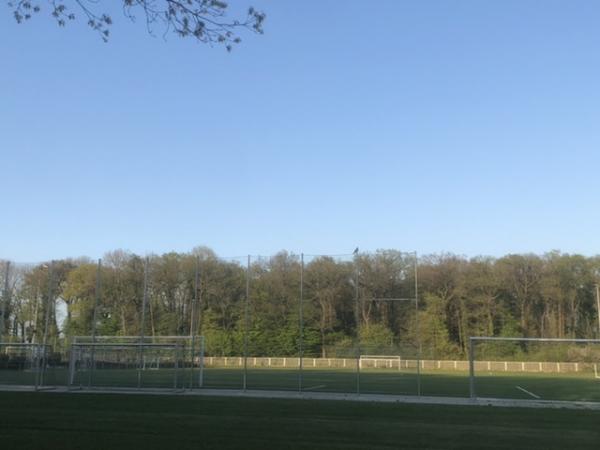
[2,249,600,358]
[417,294,459,359]
[304,256,353,356]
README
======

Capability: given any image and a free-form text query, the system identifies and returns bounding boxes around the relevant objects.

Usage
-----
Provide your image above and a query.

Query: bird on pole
[353,247,359,255]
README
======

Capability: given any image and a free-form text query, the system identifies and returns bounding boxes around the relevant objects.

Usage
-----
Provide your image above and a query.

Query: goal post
[359,355,402,371]
[0,343,53,390]
[69,336,204,391]
[469,336,600,402]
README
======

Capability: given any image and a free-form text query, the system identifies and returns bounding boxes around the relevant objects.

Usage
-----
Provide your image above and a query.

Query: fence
[203,356,595,374]
[0,343,59,390]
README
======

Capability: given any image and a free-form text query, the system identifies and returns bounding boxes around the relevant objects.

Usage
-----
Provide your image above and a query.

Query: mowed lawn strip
[0,392,599,449]
[5,367,600,401]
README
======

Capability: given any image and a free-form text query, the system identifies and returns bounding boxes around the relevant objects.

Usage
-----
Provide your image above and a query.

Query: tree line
[1,248,599,359]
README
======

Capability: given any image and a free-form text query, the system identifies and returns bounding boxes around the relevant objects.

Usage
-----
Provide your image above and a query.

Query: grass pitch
[2,366,600,402]
[205,368,600,402]
[0,391,599,449]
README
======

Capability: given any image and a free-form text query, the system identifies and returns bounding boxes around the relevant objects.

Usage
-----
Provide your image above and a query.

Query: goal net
[0,343,55,389]
[69,336,204,390]
[469,337,600,403]
[359,355,402,371]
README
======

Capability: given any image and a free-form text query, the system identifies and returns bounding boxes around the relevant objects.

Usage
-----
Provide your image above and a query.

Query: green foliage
[4,249,600,361]
[359,323,395,353]
[418,294,461,359]
[202,309,243,356]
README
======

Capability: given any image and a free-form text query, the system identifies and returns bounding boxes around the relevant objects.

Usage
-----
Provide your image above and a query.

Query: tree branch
[7,0,265,50]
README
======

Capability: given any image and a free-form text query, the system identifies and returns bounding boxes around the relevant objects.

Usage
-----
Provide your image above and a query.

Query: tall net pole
[42,262,54,348]
[0,261,9,340]
[468,337,475,399]
[189,256,201,389]
[414,251,421,396]
[595,283,600,338]
[354,255,361,395]
[137,257,149,389]
[91,259,102,340]
[298,253,304,392]
[243,255,250,391]
[40,262,54,388]
[88,259,102,388]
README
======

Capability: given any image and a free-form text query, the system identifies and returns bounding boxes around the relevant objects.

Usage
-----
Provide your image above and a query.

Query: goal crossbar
[0,343,53,390]
[470,337,600,344]
[73,336,196,340]
[68,336,204,390]
[71,343,182,348]
[359,355,402,371]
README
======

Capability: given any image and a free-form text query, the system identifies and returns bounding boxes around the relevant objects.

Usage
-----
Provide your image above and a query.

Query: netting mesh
[1,252,423,394]
[0,344,56,388]
[69,343,189,390]
[470,338,600,402]
[68,336,203,390]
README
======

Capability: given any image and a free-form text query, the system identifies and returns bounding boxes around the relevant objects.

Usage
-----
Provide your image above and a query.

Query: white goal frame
[0,343,53,390]
[69,335,204,390]
[359,355,402,371]
[469,336,600,400]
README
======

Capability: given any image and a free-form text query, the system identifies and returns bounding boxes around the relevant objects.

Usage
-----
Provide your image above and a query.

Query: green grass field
[0,391,599,449]
[2,366,600,402]
[204,368,600,402]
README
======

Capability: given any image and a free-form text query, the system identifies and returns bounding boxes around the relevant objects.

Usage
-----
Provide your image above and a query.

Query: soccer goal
[359,355,402,371]
[69,336,204,391]
[469,337,600,403]
[0,343,54,390]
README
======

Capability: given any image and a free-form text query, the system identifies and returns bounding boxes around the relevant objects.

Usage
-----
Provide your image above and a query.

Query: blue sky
[1,0,600,262]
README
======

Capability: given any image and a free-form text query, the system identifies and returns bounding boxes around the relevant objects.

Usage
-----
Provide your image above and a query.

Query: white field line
[3,385,600,410]
[516,385,541,399]
[304,385,326,390]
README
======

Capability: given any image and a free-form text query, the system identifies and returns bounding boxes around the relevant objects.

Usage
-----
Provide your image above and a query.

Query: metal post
[88,259,102,388]
[68,344,77,388]
[91,259,102,340]
[299,253,304,392]
[354,256,360,395]
[40,262,54,389]
[198,335,205,387]
[42,262,54,348]
[243,255,250,391]
[174,344,180,391]
[595,283,600,337]
[469,337,475,399]
[189,256,200,389]
[138,257,149,389]
[0,261,9,339]
[414,251,421,396]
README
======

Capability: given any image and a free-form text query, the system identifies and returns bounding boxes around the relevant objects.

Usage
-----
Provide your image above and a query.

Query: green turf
[2,366,600,401]
[207,368,600,401]
[0,391,599,449]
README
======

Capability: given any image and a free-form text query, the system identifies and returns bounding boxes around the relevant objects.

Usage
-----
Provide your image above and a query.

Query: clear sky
[1,0,600,262]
